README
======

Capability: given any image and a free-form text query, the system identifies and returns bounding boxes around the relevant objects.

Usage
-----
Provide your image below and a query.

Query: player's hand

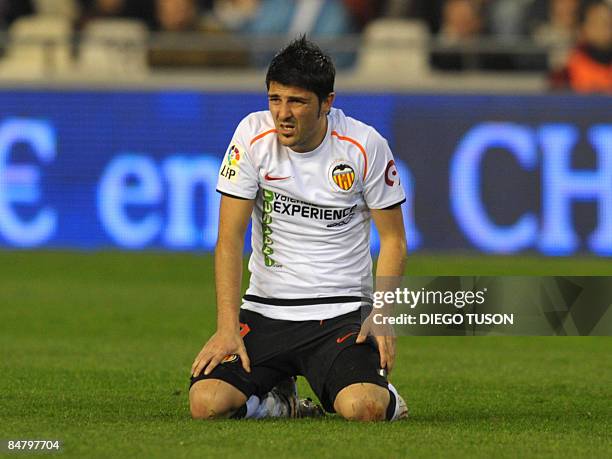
[356,314,396,374]
[191,329,251,377]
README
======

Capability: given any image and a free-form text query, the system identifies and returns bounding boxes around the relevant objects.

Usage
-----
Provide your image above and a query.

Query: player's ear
[322,92,335,116]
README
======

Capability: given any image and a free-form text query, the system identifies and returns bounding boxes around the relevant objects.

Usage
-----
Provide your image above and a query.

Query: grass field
[1,251,611,458]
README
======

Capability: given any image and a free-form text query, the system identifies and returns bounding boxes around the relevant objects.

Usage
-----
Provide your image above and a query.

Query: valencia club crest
[329,161,356,192]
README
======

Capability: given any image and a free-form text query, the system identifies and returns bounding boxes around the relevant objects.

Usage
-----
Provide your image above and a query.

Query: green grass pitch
[0,251,610,458]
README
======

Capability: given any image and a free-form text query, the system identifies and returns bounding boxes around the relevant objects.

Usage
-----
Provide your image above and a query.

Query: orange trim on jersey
[250,128,278,146]
[331,130,368,180]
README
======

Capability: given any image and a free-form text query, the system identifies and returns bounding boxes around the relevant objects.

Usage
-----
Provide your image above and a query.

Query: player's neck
[291,116,328,154]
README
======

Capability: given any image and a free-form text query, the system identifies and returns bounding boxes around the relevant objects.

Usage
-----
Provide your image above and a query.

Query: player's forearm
[373,237,406,336]
[375,236,407,278]
[214,236,244,332]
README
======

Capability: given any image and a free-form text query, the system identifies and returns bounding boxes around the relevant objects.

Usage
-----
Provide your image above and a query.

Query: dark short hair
[579,0,610,24]
[265,36,335,103]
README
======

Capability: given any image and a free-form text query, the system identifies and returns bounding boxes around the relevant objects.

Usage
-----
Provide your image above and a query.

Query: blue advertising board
[0,90,610,255]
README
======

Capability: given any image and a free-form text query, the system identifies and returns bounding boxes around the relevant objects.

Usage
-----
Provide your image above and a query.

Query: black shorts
[190,308,388,412]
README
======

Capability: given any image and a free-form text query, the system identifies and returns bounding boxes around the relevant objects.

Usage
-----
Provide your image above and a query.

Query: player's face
[268,82,334,153]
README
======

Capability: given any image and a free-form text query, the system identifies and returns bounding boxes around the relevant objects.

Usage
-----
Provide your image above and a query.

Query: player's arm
[357,205,407,373]
[371,205,407,277]
[191,194,255,377]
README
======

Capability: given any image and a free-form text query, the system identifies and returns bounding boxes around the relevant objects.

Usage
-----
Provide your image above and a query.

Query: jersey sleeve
[216,118,259,200]
[362,131,406,209]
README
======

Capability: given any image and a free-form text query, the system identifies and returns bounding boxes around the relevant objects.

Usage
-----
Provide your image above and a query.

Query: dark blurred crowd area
[0,0,610,92]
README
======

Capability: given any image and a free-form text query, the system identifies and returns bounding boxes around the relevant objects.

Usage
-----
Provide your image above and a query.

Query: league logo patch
[220,142,244,183]
[227,144,241,166]
[329,162,356,192]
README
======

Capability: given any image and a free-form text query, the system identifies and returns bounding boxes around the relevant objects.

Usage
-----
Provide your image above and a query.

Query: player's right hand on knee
[191,330,251,377]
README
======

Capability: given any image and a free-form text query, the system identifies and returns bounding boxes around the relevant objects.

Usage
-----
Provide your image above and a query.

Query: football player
[190,37,408,421]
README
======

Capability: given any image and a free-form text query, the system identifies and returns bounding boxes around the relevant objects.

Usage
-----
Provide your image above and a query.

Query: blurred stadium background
[1,1,611,457]
[0,0,610,254]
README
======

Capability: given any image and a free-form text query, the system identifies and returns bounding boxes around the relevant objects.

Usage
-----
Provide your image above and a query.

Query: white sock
[244,395,261,418]
[387,383,402,421]
[243,392,290,419]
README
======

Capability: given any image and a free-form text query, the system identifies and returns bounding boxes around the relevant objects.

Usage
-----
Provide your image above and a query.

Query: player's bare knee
[334,396,383,421]
[189,390,226,420]
[189,380,238,420]
[334,384,390,421]
[336,396,387,421]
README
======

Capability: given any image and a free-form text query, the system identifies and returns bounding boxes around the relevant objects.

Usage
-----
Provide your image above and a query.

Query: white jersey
[217,108,405,321]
